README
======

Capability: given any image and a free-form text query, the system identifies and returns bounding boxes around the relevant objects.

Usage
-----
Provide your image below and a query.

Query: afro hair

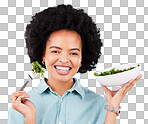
[25,4,103,73]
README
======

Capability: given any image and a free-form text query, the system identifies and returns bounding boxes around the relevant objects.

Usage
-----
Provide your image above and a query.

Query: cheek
[71,58,81,67]
[45,55,56,67]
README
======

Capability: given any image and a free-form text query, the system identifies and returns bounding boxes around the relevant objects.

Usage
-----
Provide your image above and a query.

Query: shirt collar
[37,77,85,99]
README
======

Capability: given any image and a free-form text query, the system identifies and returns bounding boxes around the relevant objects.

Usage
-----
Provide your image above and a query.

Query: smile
[54,66,71,71]
[54,65,72,75]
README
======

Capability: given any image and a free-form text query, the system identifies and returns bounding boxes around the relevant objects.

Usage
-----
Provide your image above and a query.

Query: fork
[19,71,38,91]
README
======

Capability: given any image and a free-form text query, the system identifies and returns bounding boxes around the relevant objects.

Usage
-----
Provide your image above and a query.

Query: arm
[104,111,117,124]
[9,91,36,124]
[104,103,119,124]
[101,74,142,124]
[25,114,36,124]
[8,105,36,124]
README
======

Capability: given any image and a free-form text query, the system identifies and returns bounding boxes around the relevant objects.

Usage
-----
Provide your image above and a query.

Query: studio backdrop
[0,0,147,124]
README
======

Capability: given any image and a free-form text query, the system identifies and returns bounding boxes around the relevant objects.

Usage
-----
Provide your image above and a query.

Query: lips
[54,65,72,75]
[54,65,72,70]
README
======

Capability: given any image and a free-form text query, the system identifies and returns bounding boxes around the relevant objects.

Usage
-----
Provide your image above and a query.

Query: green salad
[32,61,45,78]
[94,64,140,76]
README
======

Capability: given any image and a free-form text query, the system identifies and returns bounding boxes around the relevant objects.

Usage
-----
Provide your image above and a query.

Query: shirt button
[70,91,72,93]
[59,121,62,124]
[60,99,62,102]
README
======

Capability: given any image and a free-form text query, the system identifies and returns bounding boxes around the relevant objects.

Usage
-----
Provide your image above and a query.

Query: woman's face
[42,29,82,83]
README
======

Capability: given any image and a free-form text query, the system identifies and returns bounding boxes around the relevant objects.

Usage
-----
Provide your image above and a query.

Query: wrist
[25,115,36,124]
[107,103,119,108]
[107,110,117,117]
[104,105,121,116]
[25,112,36,120]
[25,110,36,118]
[105,110,117,124]
[25,118,36,124]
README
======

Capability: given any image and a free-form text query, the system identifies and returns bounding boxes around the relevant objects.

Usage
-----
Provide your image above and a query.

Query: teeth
[55,66,70,71]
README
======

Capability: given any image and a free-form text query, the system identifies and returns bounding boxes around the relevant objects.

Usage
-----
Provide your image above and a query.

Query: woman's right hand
[11,90,36,118]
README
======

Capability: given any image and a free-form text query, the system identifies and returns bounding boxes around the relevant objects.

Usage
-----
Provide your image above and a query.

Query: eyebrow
[49,46,80,51]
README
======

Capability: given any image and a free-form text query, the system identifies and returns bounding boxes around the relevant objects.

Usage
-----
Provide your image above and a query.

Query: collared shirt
[8,77,107,124]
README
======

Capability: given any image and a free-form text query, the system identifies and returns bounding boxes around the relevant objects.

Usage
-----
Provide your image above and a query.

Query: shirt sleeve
[95,98,107,124]
[8,104,25,124]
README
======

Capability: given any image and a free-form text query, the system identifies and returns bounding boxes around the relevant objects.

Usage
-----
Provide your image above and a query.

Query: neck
[47,77,74,97]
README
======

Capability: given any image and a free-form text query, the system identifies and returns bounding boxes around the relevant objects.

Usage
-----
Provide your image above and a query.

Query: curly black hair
[25,4,103,73]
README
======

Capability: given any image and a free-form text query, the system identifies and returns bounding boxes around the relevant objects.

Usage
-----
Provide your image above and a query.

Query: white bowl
[94,63,141,87]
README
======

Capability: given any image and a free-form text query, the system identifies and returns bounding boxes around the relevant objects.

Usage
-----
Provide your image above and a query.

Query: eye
[51,51,59,53]
[71,53,78,55]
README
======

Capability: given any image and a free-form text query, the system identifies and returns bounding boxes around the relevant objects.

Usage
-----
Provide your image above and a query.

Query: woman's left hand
[101,74,143,108]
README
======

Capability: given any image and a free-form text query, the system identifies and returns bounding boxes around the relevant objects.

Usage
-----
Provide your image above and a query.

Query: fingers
[121,79,135,91]
[125,74,142,92]
[16,95,30,104]
[11,91,30,110]
[120,74,142,95]
[135,74,143,81]
[11,91,30,103]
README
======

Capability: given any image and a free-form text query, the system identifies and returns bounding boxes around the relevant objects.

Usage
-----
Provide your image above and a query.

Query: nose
[59,52,69,63]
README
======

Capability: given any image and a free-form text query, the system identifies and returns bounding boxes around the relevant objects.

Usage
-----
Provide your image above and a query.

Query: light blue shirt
[8,77,107,124]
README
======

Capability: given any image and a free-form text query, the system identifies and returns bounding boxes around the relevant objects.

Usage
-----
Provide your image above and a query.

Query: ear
[42,51,45,60]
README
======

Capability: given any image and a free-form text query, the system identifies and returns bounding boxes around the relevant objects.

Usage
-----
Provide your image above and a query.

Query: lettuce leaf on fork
[32,61,45,78]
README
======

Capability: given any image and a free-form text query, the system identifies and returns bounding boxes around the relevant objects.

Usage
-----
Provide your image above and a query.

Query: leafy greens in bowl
[94,63,141,87]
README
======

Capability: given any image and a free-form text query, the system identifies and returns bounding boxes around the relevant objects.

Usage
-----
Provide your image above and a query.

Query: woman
[8,4,142,124]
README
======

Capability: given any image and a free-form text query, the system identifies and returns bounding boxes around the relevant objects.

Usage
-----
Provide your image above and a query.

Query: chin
[59,76,72,81]
[52,73,73,82]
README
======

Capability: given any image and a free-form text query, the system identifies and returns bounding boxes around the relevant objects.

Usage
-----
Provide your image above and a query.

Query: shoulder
[25,87,43,103]
[26,87,38,95]
[83,87,107,105]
